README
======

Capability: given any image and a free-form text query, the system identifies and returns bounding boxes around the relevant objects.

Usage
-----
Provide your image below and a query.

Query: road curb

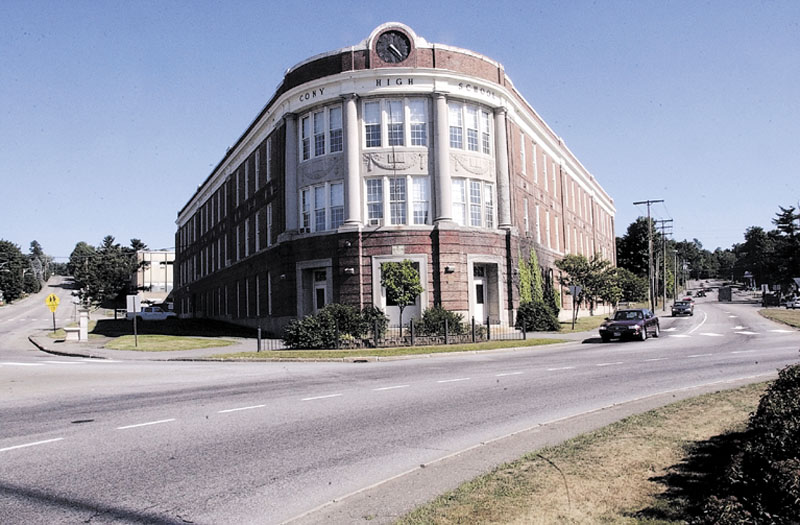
[27,335,104,360]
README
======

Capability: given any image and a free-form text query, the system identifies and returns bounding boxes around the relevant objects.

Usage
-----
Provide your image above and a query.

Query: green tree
[613,267,648,303]
[381,259,423,328]
[68,237,141,307]
[0,240,28,302]
[616,217,659,277]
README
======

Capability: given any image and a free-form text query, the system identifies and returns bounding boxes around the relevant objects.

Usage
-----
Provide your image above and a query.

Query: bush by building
[282,304,389,349]
[515,301,560,332]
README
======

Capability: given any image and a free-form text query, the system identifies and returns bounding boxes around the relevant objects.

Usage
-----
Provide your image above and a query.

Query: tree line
[0,239,56,303]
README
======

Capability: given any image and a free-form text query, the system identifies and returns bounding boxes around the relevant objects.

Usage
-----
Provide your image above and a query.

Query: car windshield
[614,310,643,321]
[674,301,687,306]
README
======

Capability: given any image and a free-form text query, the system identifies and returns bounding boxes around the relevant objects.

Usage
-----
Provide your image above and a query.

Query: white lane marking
[495,372,524,377]
[770,329,794,333]
[596,362,624,367]
[302,394,342,401]
[218,404,265,414]
[373,385,410,391]
[699,333,724,337]
[645,357,669,362]
[733,325,745,330]
[670,334,691,338]
[0,438,64,453]
[117,419,176,430]
[688,353,714,358]
[547,366,575,371]
[1,362,44,366]
[437,378,471,383]
[688,311,708,334]
[83,359,120,363]
[661,327,677,332]
[735,331,758,335]
[732,350,755,354]
[43,360,85,365]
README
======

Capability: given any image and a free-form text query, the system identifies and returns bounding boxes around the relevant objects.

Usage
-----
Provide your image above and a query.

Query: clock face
[376,30,411,64]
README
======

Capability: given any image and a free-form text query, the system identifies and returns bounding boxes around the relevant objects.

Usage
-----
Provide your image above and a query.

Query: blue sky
[1,0,798,260]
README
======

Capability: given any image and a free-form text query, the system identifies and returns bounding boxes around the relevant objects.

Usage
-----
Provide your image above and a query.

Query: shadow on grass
[629,430,747,522]
[91,318,259,338]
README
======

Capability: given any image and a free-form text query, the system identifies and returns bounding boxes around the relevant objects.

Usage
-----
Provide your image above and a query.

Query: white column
[433,93,452,224]
[494,107,512,229]
[342,94,362,228]
[284,113,298,232]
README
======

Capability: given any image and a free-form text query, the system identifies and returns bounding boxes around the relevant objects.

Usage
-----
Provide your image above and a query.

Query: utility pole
[655,219,673,311]
[633,199,664,312]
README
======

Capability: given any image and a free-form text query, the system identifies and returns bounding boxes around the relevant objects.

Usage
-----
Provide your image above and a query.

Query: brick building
[173,23,616,332]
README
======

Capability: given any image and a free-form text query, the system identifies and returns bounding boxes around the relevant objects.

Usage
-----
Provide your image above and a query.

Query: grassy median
[758,307,800,329]
[396,382,767,524]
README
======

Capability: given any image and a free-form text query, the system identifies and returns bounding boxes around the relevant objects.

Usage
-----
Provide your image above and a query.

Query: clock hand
[388,43,403,59]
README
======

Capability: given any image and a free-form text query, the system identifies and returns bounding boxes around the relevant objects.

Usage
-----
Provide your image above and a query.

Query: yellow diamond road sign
[45,293,60,312]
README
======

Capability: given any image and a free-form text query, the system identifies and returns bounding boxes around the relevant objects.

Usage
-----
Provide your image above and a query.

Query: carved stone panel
[450,152,495,181]
[362,151,429,176]
[298,155,344,187]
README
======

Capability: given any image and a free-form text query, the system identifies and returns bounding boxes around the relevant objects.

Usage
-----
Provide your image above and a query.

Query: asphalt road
[1,282,798,524]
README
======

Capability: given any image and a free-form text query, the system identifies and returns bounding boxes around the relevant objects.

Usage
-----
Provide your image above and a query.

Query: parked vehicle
[599,308,660,342]
[672,300,694,316]
[785,298,800,310]
[696,290,706,298]
[126,306,177,321]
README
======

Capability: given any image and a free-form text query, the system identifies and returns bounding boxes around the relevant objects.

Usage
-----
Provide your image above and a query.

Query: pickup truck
[126,306,177,321]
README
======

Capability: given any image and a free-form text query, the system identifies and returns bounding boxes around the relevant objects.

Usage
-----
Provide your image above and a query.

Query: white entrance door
[473,265,487,323]
[313,270,327,313]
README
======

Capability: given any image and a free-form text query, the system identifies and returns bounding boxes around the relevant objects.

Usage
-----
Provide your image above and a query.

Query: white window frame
[365,175,430,227]
[299,104,344,162]
[452,178,495,229]
[299,182,346,233]
[363,98,428,149]
[448,101,493,156]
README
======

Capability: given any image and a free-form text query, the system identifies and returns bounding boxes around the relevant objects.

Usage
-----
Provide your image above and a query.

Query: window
[266,140,272,181]
[299,104,344,161]
[300,182,345,233]
[255,210,261,252]
[410,100,427,146]
[367,179,383,224]
[532,143,538,184]
[469,181,482,226]
[329,107,343,153]
[314,186,326,232]
[389,177,407,225]
[543,155,549,192]
[523,197,530,233]
[301,116,311,160]
[453,178,495,228]
[365,101,382,147]
[535,204,541,244]
[449,102,463,149]
[412,177,429,224]
[330,182,344,229]
[545,210,551,248]
[481,111,491,154]
[449,102,493,155]
[313,111,325,157]
[301,189,311,231]
[555,216,560,252]
[266,203,273,247]
[520,132,526,174]
[452,179,466,225]
[466,106,479,152]
[364,98,428,148]
[387,100,404,146]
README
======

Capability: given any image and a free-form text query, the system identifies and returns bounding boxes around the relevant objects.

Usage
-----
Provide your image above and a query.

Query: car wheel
[601,335,610,343]
[639,328,647,341]
[653,324,660,338]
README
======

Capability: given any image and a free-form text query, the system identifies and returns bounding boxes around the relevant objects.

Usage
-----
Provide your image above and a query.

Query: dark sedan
[599,308,660,342]
[672,300,694,316]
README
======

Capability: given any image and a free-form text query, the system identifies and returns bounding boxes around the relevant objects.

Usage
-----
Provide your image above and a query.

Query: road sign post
[45,293,60,333]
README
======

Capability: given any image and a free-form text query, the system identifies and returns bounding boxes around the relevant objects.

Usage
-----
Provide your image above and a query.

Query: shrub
[282,304,389,349]
[697,363,800,524]
[416,306,467,336]
[515,300,560,332]
[360,305,388,339]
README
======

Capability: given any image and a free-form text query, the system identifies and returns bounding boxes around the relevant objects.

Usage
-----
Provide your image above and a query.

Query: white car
[126,307,177,321]
[785,298,800,310]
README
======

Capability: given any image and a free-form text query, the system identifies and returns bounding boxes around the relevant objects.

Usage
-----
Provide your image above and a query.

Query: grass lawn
[210,337,567,360]
[397,382,767,524]
[559,314,607,333]
[47,320,101,339]
[758,307,800,329]
[104,335,237,352]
